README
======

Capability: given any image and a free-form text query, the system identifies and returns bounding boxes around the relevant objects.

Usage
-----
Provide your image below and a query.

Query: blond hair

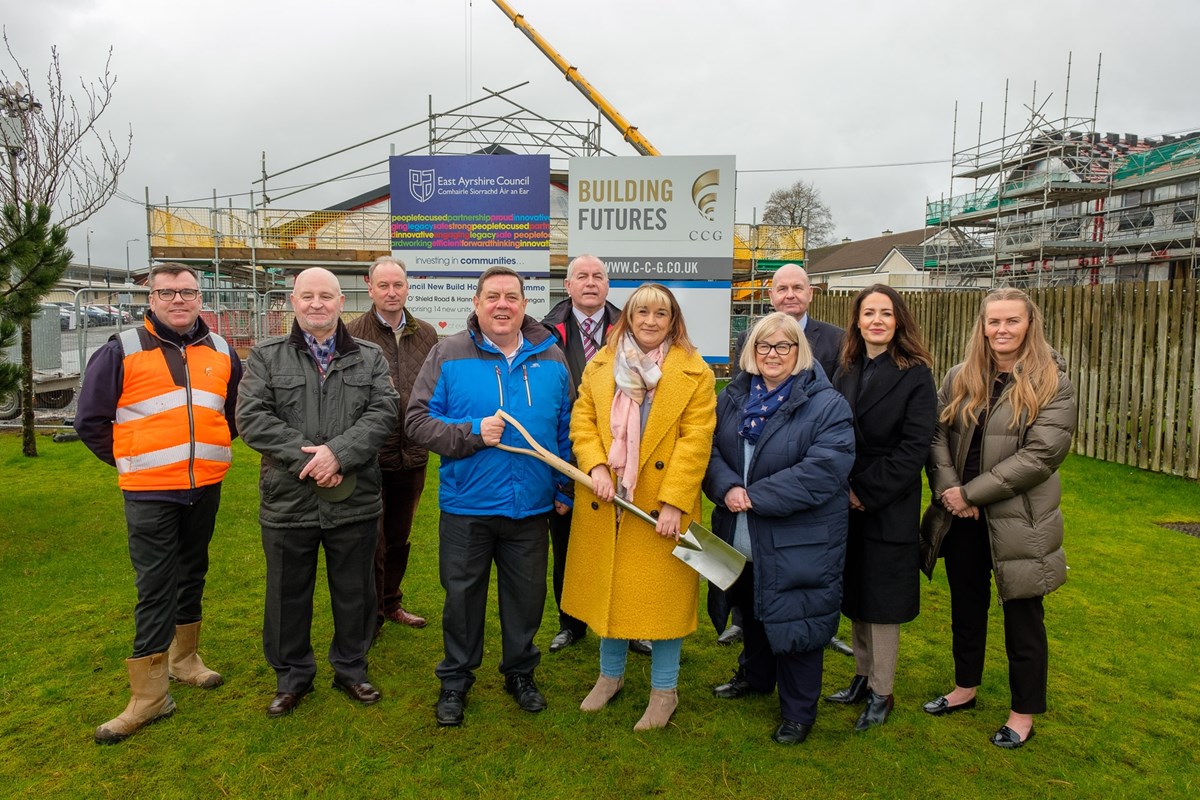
[941,288,1060,428]
[607,283,696,354]
[739,312,813,375]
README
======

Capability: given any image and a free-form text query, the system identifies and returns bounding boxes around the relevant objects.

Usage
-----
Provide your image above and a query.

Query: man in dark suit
[541,254,650,657]
[731,263,842,379]
[721,263,855,656]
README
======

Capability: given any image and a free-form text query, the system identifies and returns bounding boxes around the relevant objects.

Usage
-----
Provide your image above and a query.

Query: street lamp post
[86,228,94,288]
[125,237,140,283]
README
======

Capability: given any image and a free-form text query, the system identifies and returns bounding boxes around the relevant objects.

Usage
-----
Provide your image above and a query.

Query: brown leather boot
[94,652,176,744]
[580,675,624,712]
[633,688,678,731]
[168,621,224,688]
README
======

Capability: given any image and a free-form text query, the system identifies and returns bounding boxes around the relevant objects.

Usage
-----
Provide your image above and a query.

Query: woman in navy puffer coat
[703,312,855,745]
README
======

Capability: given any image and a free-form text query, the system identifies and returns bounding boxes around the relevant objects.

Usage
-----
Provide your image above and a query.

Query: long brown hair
[940,287,1060,428]
[606,283,696,354]
[839,284,932,370]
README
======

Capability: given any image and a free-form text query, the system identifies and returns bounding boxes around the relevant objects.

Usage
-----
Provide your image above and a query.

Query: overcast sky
[6,0,1199,271]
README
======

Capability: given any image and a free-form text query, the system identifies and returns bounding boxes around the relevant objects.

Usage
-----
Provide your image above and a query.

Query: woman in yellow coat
[562,283,716,731]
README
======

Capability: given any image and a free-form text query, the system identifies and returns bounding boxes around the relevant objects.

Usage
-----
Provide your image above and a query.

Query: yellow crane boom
[491,0,660,156]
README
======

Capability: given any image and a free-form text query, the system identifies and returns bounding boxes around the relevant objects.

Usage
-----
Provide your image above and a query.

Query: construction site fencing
[807,280,1200,479]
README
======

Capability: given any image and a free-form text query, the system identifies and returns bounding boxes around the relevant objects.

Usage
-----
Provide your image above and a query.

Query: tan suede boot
[580,675,624,712]
[633,688,678,731]
[168,621,223,688]
[94,652,176,744]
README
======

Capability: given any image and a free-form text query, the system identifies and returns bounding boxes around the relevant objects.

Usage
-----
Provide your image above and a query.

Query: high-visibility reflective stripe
[118,329,144,356]
[194,443,232,463]
[116,442,231,474]
[116,388,187,423]
[116,388,225,424]
[209,333,230,357]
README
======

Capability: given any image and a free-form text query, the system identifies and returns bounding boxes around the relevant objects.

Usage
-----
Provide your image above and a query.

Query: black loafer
[267,684,313,718]
[436,689,467,726]
[826,674,870,704]
[332,678,381,705]
[504,672,548,713]
[828,636,854,657]
[991,724,1034,749]
[712,669,771,700]
[772,719,813,744]
[628,639,653,656]
[549,629,580,653]
[922,695,977,716]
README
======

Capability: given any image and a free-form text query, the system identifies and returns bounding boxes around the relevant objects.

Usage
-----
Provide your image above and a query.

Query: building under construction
[924,72,1200,287]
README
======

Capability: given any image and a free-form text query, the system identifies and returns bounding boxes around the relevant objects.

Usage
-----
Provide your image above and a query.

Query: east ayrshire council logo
[409,168,435,203]
[691,169,720,221]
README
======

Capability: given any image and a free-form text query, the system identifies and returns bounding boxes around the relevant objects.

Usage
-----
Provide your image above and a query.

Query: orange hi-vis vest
[112,321,234,491]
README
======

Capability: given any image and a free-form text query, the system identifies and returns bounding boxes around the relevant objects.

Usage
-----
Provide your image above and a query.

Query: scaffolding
[924,58,1200,287]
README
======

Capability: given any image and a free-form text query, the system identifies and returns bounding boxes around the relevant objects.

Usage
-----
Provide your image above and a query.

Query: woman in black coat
[703,312,855,745]
[827,285,937,731]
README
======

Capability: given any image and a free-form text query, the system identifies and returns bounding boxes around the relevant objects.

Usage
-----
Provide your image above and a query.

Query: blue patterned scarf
[739,375,795,443]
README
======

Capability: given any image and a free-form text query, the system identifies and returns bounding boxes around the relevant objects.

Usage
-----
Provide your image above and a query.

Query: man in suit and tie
[541,255,650,656]
[732,263,842,379]
[722,262,855,656]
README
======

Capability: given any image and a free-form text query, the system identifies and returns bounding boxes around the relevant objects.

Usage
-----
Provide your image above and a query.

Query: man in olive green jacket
[237,268,398,719]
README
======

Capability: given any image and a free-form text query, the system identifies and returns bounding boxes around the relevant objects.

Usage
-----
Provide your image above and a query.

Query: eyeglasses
[755,341,796,356]
[151,288,200,301]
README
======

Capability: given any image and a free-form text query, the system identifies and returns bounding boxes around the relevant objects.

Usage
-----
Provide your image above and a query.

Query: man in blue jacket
[407,266,574,727]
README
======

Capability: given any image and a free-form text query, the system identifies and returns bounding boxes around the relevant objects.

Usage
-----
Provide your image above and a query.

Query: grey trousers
[125,486,221,658]
[435,512,548,692]
[262,519,377,693]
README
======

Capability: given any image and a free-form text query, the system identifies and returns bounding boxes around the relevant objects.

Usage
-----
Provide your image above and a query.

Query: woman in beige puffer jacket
[919,287,1075,751]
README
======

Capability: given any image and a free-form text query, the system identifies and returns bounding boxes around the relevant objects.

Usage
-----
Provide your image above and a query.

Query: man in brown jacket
[346,256,438,635]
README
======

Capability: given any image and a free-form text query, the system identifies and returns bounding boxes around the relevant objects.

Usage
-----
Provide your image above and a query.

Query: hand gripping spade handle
[493,409,746,591]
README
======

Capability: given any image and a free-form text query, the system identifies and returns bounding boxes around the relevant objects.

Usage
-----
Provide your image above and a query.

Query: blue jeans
[599,637,683,690]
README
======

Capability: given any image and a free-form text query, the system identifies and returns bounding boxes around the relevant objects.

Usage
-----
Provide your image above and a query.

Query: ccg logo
[691,169,720,221]
[409,168,435,203]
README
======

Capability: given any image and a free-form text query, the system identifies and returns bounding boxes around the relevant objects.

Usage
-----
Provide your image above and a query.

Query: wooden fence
[809,280,1200,479]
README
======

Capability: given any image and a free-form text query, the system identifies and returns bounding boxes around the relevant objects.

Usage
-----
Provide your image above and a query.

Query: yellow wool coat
[562,344,716,640]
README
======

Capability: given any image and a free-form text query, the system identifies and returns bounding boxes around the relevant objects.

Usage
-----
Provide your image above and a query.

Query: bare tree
[1,30,131,456]
[761,179,836,247]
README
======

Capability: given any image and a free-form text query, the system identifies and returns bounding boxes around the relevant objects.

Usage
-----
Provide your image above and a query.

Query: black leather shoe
[549,629,581,653]
[772,719,813,744]
[923,695,977,716]
[712,669,771,700]
[332,679,381,705]
[504,673,547,713]
[854,692,894,731]
[990,724,1034,749]
[267,685,313,718]
[716,625,743,646]
[828,636,854,657]
[826,674,870,704]
[628,639,652,656]
[436,689,467,726]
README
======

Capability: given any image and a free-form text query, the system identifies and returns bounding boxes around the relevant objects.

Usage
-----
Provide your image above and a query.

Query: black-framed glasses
[755,341,795,355]
[151,288,200,301]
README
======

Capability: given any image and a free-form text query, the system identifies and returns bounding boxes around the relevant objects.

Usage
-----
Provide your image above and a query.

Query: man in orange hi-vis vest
[76,262,242,745]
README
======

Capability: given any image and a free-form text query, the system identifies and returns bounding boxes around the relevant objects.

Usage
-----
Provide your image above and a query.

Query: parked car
[84,306,116,326]
[100,305,132,324]
[58,306,78,331]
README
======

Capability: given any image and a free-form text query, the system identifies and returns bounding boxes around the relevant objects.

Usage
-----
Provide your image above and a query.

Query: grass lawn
[0,432,1197,799]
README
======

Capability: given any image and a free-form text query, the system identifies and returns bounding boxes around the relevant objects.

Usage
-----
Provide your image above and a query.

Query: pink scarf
[608,333,666,500]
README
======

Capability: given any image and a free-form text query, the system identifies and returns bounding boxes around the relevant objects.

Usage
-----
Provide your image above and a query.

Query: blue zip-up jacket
[406,313,574,518]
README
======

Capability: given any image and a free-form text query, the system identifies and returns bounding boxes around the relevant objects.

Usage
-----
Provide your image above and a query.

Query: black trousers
[375,466,427,621]
[125,486,221,658]
[261,519,378,693]
[941,517,1048,714]
[435,512,548,692]
[548,508,586,637]
[728,563,824,725]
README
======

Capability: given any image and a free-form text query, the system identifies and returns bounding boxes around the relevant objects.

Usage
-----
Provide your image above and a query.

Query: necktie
[581,317,597,362]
